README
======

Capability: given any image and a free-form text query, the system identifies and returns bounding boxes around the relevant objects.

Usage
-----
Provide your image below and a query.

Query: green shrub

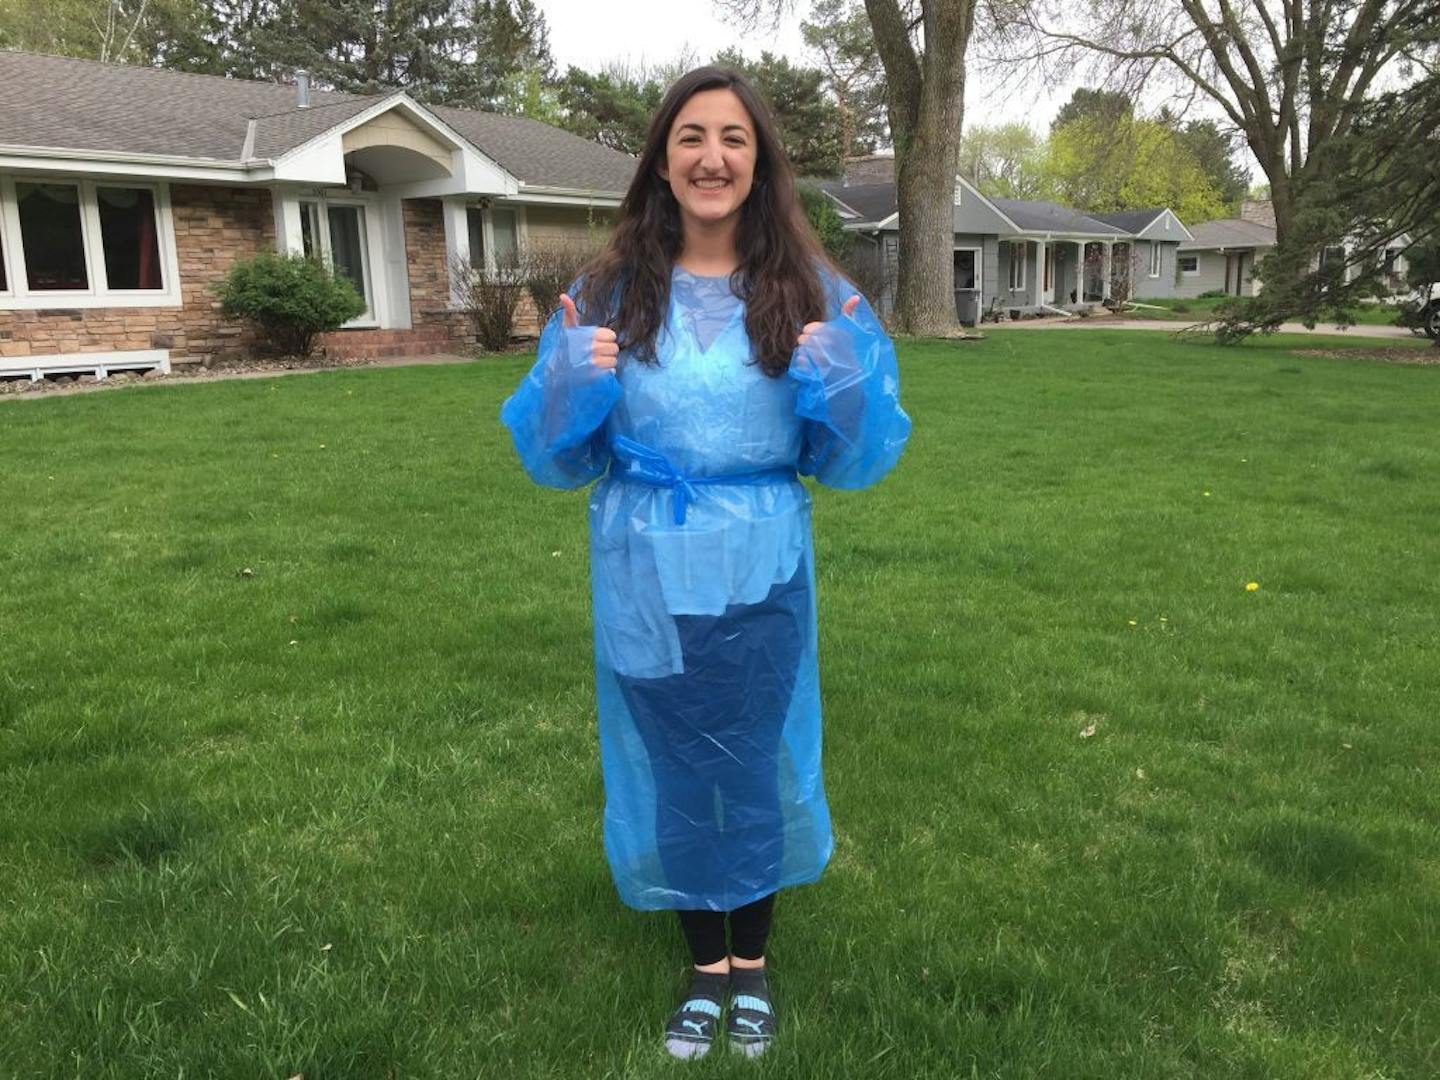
[215,252,367,358]
[1197,289,1229,299]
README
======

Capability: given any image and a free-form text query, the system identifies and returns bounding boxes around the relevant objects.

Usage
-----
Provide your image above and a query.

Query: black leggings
[677,892,777,967]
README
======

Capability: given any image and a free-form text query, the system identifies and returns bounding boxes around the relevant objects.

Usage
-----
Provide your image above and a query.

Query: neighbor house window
[0,175,178,309]
[1178,254,1199,275]
[1008,241,1026,290]
[1148,242,1161,278]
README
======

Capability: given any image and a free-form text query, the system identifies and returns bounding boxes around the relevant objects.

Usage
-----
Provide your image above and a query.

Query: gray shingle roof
[1089,208,1167,233]
[0,49,635,193]
[0,49,365,160]
[814,181,897,224]
[990,198,1128,236]
[1179,218,1276,250]
[429,105,635,193]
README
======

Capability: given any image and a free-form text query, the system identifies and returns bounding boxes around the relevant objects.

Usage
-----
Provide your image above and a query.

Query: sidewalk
[985,315,1418,339]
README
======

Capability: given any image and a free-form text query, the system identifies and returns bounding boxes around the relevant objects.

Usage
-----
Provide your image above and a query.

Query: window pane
[17,182,88,290]
[466,207,485,270]
[300,202,320,259]
[491,208,518,268]
[326,205,368,307]
[97,186,163,290]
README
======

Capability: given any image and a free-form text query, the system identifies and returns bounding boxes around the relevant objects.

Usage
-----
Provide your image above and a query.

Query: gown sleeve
[499,303,622,489]
[788,281,912,489]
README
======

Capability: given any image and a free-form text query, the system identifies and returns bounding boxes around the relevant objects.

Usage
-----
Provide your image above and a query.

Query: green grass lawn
[1122,295,1409,326]
[2,331,1438,1078]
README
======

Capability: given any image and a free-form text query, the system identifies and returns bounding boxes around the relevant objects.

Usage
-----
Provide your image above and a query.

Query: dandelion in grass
[1246,581,1260,592]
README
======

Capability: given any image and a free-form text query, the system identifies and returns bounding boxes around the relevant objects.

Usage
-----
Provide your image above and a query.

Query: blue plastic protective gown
[501,267,910,911]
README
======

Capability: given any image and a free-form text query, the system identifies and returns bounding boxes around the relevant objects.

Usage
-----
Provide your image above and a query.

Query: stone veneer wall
[402,197,546,345]
[0,184,273,365]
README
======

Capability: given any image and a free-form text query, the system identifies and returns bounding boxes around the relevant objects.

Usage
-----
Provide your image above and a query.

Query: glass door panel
[326,205,371,320]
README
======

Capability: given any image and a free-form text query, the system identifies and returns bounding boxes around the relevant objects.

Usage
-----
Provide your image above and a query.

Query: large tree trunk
[866,0,973,335]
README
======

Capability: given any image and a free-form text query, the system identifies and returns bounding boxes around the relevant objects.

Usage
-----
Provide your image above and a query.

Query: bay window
[0,175,178,308]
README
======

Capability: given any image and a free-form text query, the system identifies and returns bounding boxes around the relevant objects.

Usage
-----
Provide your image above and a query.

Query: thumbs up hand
[559,294,619,371]
[796,294,861,350]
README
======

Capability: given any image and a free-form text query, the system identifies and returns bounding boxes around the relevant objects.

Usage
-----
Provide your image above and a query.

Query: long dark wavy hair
[577,65,832,378]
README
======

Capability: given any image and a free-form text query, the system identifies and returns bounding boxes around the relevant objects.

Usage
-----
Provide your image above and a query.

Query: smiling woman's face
[659,87,757,236]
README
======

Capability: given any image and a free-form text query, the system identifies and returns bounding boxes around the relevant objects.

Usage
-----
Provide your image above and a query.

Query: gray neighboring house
[818,169,1192,322]
[1178,199,1415,299]
[1175,214,1276,299]
[0,50,634,378]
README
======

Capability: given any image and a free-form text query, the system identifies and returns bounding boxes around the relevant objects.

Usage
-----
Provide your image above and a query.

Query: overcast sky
[536,0,1077,134]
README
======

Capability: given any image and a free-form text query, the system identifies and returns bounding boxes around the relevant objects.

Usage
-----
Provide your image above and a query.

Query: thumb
[841,294,861,318]
[559,293,579,329]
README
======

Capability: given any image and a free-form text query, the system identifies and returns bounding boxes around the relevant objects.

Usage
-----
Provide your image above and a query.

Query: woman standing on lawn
[501,65,909,1060]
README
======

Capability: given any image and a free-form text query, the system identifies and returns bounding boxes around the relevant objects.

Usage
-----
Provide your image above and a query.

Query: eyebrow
[676,122,751,136]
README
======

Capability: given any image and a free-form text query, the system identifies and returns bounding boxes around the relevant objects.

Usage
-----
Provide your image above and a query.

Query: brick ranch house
[0,50,637,381]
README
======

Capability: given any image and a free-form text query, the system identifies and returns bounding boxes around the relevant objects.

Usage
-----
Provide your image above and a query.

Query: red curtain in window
[137,205,159,290]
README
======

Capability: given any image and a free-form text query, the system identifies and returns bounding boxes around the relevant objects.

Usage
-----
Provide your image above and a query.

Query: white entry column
[1075,241,1085,303]
[441,196,472,307]
[1102,242,1113,301]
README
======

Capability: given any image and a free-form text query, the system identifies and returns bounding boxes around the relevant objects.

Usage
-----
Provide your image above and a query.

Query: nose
[699,137,725,171]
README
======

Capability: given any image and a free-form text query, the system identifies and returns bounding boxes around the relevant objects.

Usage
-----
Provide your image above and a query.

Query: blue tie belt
[608,436,798,525]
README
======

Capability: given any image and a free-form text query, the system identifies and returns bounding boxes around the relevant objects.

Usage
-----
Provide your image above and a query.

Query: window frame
[293,191,379,327]
[1008,241,1026,291]
[0,174,182,310]
[467,202,529,280]
[1178,254,1200,276]
[1147,241,1162,278]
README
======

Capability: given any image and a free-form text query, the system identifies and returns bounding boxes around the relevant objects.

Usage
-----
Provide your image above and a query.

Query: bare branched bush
[521,239,605,324]
[451,251,526,352]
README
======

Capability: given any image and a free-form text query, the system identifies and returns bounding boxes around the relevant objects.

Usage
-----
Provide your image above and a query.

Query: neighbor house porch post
[1102,242,1113,301]
[1075,240,1084,303]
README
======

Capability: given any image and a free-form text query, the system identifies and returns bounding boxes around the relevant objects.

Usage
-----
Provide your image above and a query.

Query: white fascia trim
[0,146,264,183]
[873,212,899,230]
[512,186,625,207]
[952,175,1022,232]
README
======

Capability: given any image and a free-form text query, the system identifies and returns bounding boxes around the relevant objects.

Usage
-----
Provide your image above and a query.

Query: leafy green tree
[1050,88,1132,133]
[1043,114,1231,222]
[557,64,664,154]
[958,122,1046,199]
[1171,117,1250,212]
